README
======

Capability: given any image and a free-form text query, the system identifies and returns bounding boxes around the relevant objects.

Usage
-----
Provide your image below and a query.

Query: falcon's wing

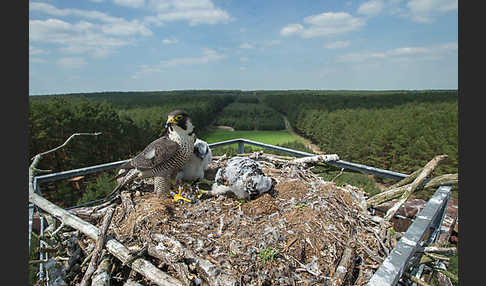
[129,136,180,170]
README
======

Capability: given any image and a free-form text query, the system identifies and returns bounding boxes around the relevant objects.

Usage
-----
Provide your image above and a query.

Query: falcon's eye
[175,115,183,121]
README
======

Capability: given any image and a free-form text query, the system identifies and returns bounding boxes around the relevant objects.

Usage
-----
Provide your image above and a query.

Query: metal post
[238,141,245,154]
[39,215,45,281]
[28,204,34,251]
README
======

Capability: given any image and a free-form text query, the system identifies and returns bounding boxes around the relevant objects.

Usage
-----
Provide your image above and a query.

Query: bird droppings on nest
[89,151,391,286]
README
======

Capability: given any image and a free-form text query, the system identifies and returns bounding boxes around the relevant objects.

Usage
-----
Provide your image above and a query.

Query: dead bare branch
[80,206,115,286]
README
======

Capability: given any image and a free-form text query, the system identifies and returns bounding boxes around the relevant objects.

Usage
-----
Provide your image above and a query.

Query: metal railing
[29,138,452,285]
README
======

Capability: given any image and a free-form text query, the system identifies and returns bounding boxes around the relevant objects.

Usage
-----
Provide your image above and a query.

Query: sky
[29,0,458,95]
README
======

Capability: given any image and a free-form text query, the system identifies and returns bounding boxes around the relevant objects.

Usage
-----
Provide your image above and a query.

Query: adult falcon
[108,110,196,199]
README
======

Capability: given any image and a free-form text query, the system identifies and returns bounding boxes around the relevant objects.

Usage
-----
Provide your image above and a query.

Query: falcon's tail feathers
[105,169,139,201]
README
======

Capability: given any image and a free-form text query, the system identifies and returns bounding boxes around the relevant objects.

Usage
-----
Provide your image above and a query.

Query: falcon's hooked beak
[165,116,177,131]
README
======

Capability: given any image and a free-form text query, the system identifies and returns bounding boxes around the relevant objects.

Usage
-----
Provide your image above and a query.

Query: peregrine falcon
[176,138,212,183]
[108,110,196,199]
[209,157,275,200]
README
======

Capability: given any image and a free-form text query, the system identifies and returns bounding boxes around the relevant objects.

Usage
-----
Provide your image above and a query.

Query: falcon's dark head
[166,110,194,135]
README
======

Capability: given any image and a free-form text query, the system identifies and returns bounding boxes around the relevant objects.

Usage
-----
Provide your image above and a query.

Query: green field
[201,129,304,145]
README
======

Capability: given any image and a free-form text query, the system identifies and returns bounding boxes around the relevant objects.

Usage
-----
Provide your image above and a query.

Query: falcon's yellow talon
[197,189,208,199]
[173,186,192,203]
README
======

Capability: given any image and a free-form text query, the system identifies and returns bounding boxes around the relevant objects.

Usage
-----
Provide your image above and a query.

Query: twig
[30,132,102,162]
[366,173,457,208]
[418,246,457,255]
[29,132,102,196]
[404,272,431,286]
[330,234,355,286]
[29,259,49,265]
[80,206,115,286]
[331,168,345,183]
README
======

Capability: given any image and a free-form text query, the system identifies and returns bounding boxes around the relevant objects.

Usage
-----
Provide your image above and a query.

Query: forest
[214,93,285,130]
[261,90,458,177]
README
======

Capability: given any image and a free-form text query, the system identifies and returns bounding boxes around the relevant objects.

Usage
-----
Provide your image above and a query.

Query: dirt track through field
[281,115,324,154]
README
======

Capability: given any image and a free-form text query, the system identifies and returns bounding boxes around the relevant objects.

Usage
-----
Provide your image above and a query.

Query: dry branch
[382,155,448,222]
[404,272,431,286]
[91,255,112,286]
[389,168,423,189]
[79,206,115,286]
[29,132,102,198]
[29,192,184,286]
[124,279,146,286]
[366,173,457,208]
[289,154,339,165]
[419,246,457,255]
[68,202,116,222]
[331,235,355,286]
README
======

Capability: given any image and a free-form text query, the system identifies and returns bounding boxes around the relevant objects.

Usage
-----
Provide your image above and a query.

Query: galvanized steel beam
[35,159,130,184]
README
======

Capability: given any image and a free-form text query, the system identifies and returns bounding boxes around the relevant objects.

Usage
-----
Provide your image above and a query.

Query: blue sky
[29,0,458,95]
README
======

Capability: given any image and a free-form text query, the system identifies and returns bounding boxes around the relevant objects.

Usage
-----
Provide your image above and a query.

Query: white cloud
[280,23,303,36]
[145,0,233,26]
[30,58,48,64]
[113,0,145,8]
[336,42,457,63]
[30,2,120,23]
[132,48,226,78]
[407,0,457,13]
[324,40,351,49]
[357,0,385,17]
[162,38,178,44]
[29,19,131,58]
[406,0,457,23]
[29,2,154,59]
[101,20,152,36]
[30,45,49,56]
[161,48,225,67]
[239,43,254,49]
[57,57,87,69]
[281,12,365,38]
[30,2,152,36]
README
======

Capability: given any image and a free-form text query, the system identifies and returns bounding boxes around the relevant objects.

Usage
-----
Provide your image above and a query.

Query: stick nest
[100,152,390,285]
